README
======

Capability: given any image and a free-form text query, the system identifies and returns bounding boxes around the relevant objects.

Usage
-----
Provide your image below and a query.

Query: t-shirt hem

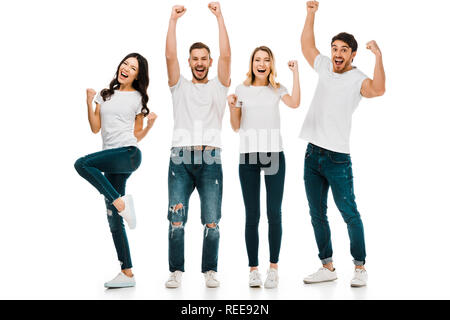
[299,135,350,154]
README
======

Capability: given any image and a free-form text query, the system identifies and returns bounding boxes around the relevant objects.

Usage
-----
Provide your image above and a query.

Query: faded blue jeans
[303,143,366,266]
[167,147,223,273]
[74,146,142,269]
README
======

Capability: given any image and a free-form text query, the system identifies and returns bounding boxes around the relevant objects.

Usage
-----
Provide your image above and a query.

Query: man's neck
[192,77,209,84]
[333,65,354,74]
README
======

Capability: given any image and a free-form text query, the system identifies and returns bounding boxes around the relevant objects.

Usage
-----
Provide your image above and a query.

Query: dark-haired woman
[74,53,157,288]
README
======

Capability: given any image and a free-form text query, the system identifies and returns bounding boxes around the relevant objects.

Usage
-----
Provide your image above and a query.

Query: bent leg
[105,173,133,269]
[74,147,142,203]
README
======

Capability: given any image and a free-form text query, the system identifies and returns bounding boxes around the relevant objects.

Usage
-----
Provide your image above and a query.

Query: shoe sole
[303,278,337,284]
[104,283,135,288]
[249,283,262,288]
[350,283,367,288]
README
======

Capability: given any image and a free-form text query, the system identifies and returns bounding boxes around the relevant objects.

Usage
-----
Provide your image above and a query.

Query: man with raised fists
[164,2,231,289]
[300,1,385,287]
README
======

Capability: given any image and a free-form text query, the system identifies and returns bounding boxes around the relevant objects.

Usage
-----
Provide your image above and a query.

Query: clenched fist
[227,94,238,108]
[366,40,382,56]
[208,2,222,18]
[306,1,319,13]
[288,60,299,73]
[86,88,96,104]
[147,112,158,128]
[171,5,186,21]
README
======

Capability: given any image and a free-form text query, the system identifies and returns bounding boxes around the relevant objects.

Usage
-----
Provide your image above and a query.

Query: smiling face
[189,48,212,82]
[331,40,356,73]
[117,57,139,87]
[252,50,272,84]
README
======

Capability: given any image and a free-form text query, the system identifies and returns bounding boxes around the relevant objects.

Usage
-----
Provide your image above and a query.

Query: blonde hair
[244,46,280,89]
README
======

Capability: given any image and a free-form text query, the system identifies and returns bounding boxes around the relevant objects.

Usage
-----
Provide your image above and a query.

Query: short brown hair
[189,42,211,58]
[331,32,358,52]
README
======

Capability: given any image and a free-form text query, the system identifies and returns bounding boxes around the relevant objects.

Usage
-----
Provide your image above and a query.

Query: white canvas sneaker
[204,271,220,288]
[165,271,183,288]
[303,267,338,284]
[264,268,279,289]
[351,269,368,287]
[118,195,136,229]
[249,270,263,287]
[104,272,136,288]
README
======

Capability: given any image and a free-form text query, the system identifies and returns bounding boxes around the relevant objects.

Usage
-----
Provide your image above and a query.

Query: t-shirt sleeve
[234,84,244,107]
[213,77,229,101]
[135,97,143,116]
[314,54,331,74]
[356,70,370,95]
[235,84,243,98]
[94,92,104,105]
[278,84,289,98]
[169,75,186,94]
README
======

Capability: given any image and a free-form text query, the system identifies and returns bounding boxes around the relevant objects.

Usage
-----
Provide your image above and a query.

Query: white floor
[1,186,448,300]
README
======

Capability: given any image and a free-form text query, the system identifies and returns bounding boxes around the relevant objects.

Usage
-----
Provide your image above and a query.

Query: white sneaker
[204,270,220,288]
[351,269,368,287]
[118,195,136,229]
[303,267,338,284]
[249,270,263,287]
[264,268,279,289]
[104,272,136,288]
[165,271,183,288]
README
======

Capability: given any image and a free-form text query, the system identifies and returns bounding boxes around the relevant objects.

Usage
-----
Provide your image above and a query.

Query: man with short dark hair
[164,2,231,288]
[300,1,385,287]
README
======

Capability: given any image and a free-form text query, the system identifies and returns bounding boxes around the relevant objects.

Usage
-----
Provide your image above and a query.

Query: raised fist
[147,112,158,128]
[86,88,96,104]
[306,1,319,13]
[171,5,186,20]
[366,40,381,56]
[288,60,299,72]
[208,2,222,17]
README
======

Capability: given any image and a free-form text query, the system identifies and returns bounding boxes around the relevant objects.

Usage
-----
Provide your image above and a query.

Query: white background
[1,0,449,300]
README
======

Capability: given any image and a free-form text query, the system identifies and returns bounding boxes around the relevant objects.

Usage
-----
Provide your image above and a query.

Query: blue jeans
[239,152,285,267]
[167,148,223,273]
[74,146,142,269]
[303,144,366,266]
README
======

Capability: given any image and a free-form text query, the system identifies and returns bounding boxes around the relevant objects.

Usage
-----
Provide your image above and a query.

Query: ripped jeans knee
[203,222,220,239]
[168,203,187,237]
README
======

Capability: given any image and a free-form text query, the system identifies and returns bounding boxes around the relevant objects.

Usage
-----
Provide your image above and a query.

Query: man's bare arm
[166,5,186,87]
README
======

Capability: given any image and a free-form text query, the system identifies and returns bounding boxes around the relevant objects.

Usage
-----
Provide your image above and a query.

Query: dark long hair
[100,53,150,116]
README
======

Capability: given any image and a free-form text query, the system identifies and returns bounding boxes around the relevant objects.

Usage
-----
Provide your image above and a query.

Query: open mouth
[334,58,344,67]
[120,71,129,78]
[257,68,266,74]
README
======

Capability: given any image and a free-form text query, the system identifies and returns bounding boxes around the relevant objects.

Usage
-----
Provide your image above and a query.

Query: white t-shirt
[299,54,368,154]
[236,84,288,153]
[170,75,229,148]
[95,90,142,150]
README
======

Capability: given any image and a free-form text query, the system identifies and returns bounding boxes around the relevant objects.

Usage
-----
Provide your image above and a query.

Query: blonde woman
[228,46,300,288]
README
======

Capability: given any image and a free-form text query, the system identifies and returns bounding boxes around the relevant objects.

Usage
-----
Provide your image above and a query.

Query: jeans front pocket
[328,152,350,164]
[305,151,311,160]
